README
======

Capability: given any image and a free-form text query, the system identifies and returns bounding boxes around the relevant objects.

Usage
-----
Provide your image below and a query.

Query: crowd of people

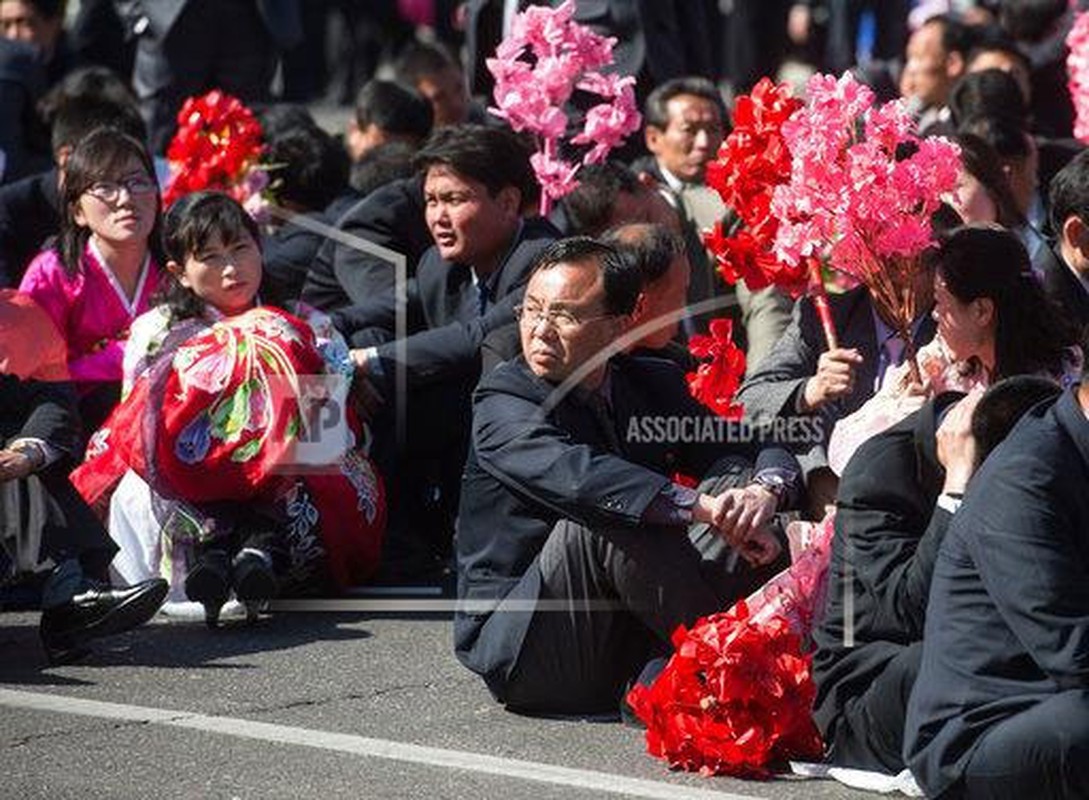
[3,1,1089,798]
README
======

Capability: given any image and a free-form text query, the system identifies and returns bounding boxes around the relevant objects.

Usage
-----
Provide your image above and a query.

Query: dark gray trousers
[498,458,787,714]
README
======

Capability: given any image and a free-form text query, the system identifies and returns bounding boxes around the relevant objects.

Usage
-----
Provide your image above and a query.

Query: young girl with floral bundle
[73,192,385,625]
[19,128,162,433]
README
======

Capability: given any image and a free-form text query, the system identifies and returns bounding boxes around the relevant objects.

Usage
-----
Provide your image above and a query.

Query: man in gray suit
[121,0,301,152]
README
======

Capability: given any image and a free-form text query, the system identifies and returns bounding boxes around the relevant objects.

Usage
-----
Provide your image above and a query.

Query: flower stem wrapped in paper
[487,0,641,215]
[162,90,272,220]
[705,73,961,382]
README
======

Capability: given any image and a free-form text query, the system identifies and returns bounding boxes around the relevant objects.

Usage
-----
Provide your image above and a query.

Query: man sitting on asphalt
[454,236,802,715]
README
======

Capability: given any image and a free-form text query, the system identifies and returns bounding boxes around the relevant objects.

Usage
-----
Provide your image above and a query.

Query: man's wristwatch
[752,472,788,507]
[9,441,46,472]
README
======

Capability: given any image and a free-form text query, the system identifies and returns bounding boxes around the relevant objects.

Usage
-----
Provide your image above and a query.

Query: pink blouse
[18,241,160,384]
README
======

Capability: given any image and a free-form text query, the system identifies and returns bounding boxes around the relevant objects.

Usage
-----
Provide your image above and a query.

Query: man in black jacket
[905,379,1089,799]
[1,374,167,663]
[1044,149,1089,335]
[336,125,558,578]
[456,237,800,714]
[814,377,1063,775]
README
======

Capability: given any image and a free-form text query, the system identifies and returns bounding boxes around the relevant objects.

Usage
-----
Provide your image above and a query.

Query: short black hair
[413,124,538,207]
[971,375,1063,465]
[158,191,263,320]
[531,236,642,316]
[957,112,1030,161]
[349,140,416,197]
[354,79,433,144]
[999,0,1068,42]
[921,13,977,57]
[643,76,726,131]
[949,68,1028,130]
[562,161,642,237]
[255,103,318,140]
[966,31,1031,76]
[19,0,64,19]
[601,223,683,286]
[39,67,146,153]
[1049,149,1089,232]
[393,40,461,87]
[264,123,349,212]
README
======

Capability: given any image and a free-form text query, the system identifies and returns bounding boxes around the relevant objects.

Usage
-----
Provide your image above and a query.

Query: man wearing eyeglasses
[454,236,803,716]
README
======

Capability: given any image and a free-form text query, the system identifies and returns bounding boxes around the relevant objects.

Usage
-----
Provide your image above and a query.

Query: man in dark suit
[812,379,1062,774]
[1,374,167,663]
[0,77,145,286]
[0,36,44,186]
[299,175,432,312]
[456,236,801,714]
[122,0,302,152]
[1044,149,1089,335]
[905,380,1089,800]
[736,283,936,515]
[335,125,559,578]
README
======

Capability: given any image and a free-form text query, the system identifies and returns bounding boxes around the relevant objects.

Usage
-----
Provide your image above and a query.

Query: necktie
[876,332,906,391]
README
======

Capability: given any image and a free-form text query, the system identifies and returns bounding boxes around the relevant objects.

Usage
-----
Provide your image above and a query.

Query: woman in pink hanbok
[19,129,162,432]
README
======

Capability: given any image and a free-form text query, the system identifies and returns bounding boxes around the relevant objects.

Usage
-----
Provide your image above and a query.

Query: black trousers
[948,690,1089,800]
[0,468,116,583]
[826,641,923,773]
[497,458,787,715]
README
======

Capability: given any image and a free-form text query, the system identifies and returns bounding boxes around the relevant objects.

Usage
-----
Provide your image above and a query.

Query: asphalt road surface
[0,599,883,800]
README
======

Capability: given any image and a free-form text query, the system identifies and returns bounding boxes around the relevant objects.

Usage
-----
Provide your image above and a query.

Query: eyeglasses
[85,175,158,203]
[513,303,614,333]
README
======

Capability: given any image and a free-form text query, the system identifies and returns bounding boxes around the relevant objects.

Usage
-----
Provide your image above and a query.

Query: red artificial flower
[703,79,807,299]
[163,90,265,208]
[627,600,824,779]
[686,318,746,420]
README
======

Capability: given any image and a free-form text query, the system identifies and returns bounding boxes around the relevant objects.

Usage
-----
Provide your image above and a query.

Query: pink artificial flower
[530,152,580,200]
[1067,11,1089,143]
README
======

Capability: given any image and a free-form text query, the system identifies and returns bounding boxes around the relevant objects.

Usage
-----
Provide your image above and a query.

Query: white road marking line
[0,688,764,800]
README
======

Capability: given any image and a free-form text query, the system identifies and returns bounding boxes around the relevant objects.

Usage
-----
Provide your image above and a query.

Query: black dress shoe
[232,548,277,623]
[184,550,231,628]
[39,578,168,664]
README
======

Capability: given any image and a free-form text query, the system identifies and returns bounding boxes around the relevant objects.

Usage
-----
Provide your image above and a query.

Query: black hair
[970,374,1063,465]
[156,191,263,321]
[353,79,433,144]
[413,124,538,208]
[958,112,1030,161]
[393,41,462,86]
[349,140,416,197]
[263,123,349,212]
[953,132,1026,228]
[643,76,727,131]
[39,67,146,154]
[949,69,1029,130]
[1048,149,1089,234]
[17,0,63,18]
[58,128,162,278]
[937,225,1077,380]
[999,0,1068,42]
[966,31,1032,76]
[920,13,977,58]
[601,223,684,286]
[531,236,642,316]
[562,161,642,237]
[255,103,318,139]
